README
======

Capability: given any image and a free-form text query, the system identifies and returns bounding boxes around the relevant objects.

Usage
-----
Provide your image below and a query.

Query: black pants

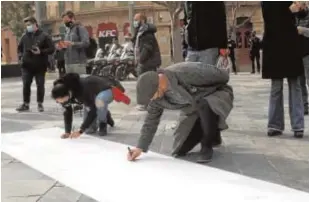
[230,57,237,73]
[57,60,66,78]
[22,68,45,104]
[251,54,261,73]
[178,99,219,154]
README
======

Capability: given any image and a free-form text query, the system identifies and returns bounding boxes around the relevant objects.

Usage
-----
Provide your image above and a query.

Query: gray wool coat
[136,62,234,155]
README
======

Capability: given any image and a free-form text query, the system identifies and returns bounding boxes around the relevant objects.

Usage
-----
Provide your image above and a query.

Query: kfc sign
[96,22,118,38]
[98,30,117,38]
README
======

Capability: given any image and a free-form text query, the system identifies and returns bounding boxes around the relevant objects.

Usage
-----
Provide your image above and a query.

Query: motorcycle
[103,47,122,77]
[115,49,137,81]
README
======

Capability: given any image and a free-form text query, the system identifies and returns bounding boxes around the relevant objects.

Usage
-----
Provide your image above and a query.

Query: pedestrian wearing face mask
[59,10,90,74]
[16,16,55,112]
[132,13,162,111]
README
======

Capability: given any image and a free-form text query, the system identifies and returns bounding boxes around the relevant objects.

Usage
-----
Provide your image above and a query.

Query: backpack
[76,26,98,59]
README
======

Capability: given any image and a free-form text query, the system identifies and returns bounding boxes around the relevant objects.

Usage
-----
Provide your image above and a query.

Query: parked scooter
[115,49,137,81]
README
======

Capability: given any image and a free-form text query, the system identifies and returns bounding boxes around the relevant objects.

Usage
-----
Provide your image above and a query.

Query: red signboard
[96,22,118,38]
[85,26,93,37]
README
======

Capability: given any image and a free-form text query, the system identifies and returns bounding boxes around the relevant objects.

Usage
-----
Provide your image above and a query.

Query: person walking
[249,31,262,74]
[16,16,55,112]
[227,35,237,74]
[261,2,304,138]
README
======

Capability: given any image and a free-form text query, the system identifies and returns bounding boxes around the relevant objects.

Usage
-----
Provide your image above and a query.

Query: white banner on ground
[2,128,309,202]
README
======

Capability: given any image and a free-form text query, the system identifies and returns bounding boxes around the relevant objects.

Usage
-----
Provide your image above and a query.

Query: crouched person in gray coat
[127,62,234,163]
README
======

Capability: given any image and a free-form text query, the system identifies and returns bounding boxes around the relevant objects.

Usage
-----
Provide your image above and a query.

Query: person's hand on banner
[127,147,143,161]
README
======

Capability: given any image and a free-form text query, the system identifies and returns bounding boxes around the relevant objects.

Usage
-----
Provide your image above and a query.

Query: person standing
[227,35,237,74]
[249,31,262,74]
[61,10,90,74]
[296,2,309,115]
[16,16,55,112]
[183,1,227,65]
[132,13,161,111]
[261,2,304,138]
[55,46,66,78]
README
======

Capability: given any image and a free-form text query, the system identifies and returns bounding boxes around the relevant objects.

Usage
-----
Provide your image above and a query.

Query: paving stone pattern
[1,73,309,202]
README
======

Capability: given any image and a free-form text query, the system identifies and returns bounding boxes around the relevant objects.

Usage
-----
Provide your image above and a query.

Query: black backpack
[76,26,98,59]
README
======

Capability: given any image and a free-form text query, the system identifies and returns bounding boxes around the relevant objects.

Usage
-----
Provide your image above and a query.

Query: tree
[1,1,34,39]
[152,1,184,63]
[226,2,258,40]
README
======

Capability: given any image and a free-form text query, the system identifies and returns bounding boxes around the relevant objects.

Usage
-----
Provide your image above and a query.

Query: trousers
[21,68,45,104]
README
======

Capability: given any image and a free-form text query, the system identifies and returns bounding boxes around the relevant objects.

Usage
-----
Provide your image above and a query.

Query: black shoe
[106,111,115,127]
[16,103,29,112]
[98,122,107,136]
[294,131,304,138]
[251,71,255,74]
[172,151,187,158]
[197,147,213,163]
[304,107,309,115]
[38,103,44,112]
[267,130,282,137]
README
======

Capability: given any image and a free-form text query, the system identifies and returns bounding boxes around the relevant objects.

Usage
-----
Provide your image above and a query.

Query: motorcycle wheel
[115,65,128,81]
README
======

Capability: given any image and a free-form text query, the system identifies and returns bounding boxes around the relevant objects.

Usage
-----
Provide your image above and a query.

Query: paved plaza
[1,73,309,202]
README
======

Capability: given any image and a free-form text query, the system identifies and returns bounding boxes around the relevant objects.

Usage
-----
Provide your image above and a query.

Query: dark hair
[51,83,70,99]
[23,16,38,24]
[62,10,75,19]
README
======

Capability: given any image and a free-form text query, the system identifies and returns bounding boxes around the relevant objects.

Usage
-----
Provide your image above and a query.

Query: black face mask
[64,21,73,28]
[296,9,308,19]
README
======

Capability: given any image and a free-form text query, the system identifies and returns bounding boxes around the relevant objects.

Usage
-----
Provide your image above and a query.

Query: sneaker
[16,103,29,112]
[98,122,107,136]
[38,103,44,112]
[197,147,213,163]
[294,131,304,139]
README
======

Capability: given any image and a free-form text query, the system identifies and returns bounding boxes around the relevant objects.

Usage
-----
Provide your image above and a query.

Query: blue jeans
[268,78,304,132]
[300,55,309,107]
[185,48,218,66]
[83,89,114,128]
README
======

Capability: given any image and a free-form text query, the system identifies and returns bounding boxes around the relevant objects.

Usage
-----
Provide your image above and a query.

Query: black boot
[197,147,213,163]
[294,131,304,139]
[38,103,44,112]
[16,103,30,112]
[98,122,107,136]
[106,111,115,127]
[267,130,282,137]
[212,130,222,147]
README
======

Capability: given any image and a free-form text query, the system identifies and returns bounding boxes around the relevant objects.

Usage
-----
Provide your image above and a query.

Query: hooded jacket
[53,73,125,133]
[132,23,161,70]
[18,29,55,72]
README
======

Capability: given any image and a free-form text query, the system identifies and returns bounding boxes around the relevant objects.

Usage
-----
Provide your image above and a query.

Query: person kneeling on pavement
[51,73,130,138]
[127,62,234,163]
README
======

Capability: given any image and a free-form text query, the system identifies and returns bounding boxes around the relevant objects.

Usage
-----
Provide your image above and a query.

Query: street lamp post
[34,1,42,26]
[128,1,135,34]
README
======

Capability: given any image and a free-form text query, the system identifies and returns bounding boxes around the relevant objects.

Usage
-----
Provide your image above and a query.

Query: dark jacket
[296,7,309,57]
[18,29,55,73]
[249,36,262,56]
[132,23,161,69]
[227,39,236,59]
[261,2,304,79]
[184,1,227,51]
[136,62,234,154]
[53,74,124,133]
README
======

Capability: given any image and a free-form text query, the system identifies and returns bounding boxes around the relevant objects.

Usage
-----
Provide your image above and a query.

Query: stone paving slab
[2,73,309,201]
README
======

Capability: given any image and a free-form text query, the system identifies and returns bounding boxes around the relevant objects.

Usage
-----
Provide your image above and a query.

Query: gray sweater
[64,24,90,65]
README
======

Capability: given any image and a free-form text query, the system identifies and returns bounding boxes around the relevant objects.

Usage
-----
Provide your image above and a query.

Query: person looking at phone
[16,16,55,112]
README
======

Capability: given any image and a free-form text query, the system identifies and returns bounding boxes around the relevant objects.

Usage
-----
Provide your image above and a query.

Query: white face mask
[133,20,140,28]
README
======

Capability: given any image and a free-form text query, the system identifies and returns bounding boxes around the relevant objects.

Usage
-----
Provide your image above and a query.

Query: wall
[1,28,18,64]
